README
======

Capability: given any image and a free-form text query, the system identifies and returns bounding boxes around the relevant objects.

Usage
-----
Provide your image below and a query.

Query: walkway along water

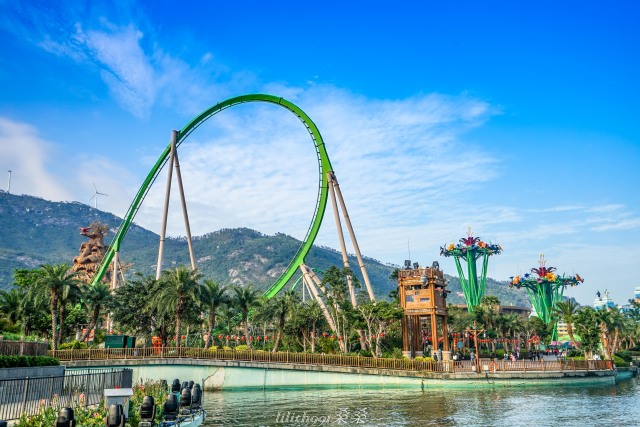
[50,348,622,390]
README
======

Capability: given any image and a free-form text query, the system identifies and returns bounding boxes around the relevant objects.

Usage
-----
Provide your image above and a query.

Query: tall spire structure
[440,228,502,311]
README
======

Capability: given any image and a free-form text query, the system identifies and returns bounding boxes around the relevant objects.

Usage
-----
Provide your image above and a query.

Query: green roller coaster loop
[90,94,333,299]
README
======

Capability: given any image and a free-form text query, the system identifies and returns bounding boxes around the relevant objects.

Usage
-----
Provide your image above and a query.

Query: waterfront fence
[0,341,49,356]
[48,347,612,373]
[0,368,132,421]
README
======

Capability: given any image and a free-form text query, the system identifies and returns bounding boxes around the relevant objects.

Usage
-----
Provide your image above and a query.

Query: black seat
[171,379,181,393]
[191,386,202,407]
[164,393,179,421]
[180,387,192,408]
[55,408,76,427]
[188,380,194,389]
[140,395,156,421]
[106,404,125,427]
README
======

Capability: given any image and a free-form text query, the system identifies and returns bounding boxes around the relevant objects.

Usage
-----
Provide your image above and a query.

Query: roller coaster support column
[300,265,338,334]
[156,131,177,279]
[327,172,357,305]
[112,251,119,289]
[328,172,375,301]
[304,264,347,352]
[172,135,196,271]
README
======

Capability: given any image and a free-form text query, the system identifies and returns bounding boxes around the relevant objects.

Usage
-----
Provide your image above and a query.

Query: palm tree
[31,264,80,350]
[57,277,83,345]
[302,300,325,353]
[79,282,112,341]
[156,266,204,348]
[231,285,260,348]
[202,279,230,348]
[268,290,297,352]
[551,300,579,345]
[0,288,23,326]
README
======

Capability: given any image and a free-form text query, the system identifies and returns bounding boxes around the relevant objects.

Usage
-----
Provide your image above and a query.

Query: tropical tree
[321,266,356,352]
[301,300,325,353]
[202,279,230,348]
[111,274,166,343]
[596,308,625,359]
[156,266,204,348]
[524,316,550,351]
[552,300,580,344]
[57,276,83,345]
[267,290,297,352]
[354,300,403,357]
[497,313,525,354]
[30,264,80,350]
[231,285,260,348]
[473,295,501,353]
[573,307,600,359]
[79,282,112,341]
[0,288,23,326]
[12,268,50,337]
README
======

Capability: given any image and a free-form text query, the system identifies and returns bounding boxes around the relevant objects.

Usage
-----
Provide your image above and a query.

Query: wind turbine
[89,182,108,209]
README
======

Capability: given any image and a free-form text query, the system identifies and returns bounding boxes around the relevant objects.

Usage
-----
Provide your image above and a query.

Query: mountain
[0,191,530,306]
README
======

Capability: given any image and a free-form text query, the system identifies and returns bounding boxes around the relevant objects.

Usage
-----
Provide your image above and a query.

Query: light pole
[466,321,485,373]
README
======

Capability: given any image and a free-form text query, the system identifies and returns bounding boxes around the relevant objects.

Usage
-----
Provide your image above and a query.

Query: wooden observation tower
[398,261,450,359]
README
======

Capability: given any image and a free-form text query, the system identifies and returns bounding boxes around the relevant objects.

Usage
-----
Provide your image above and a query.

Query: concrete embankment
[64,358,621,390]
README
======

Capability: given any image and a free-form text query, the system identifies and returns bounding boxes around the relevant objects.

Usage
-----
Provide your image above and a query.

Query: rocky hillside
[0,191,530,306]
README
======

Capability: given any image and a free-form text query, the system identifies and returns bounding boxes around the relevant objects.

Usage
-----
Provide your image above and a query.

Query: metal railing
[48,347,612,373]
[0,368,132,421]
[0,340,49,356]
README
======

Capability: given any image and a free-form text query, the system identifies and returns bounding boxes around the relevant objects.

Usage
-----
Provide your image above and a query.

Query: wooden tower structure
[398,261,450,359]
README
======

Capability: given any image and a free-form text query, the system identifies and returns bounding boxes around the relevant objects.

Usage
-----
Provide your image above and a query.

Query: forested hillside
[0,191,530,306]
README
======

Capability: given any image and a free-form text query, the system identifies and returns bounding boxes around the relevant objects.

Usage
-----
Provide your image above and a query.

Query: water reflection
[202,378,639,426]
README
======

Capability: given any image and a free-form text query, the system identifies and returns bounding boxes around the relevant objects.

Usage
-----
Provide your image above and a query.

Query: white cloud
[4,4,241,118]
[0,118,72,200]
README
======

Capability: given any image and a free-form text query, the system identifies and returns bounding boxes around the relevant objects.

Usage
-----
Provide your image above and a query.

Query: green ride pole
[453,256,471,311]
[467,250,479,309]
[91,95,333,301]
[480,253,489,299]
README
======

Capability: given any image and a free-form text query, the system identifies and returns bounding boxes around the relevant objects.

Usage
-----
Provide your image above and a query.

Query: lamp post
[466,321,484,372]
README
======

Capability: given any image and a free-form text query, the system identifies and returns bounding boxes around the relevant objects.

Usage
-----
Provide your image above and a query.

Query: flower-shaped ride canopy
[509,254,583,340]
[440,228,502,311]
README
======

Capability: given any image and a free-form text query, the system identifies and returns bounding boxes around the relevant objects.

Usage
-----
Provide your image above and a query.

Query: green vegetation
[0,355,59,368]
[2,192,637,362]
[13,380,167,427]
[0,192,529,306]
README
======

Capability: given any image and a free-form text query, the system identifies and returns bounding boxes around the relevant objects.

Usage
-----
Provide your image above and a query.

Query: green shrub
[0,355,60,368]
[59,340,88,350]
[0,333,42,341]
[612,355,628,368]
[235,344,249,351]
[614,350,632,363]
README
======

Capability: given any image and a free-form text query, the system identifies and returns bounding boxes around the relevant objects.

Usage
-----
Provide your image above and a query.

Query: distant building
[635,286,640,303]
[557,320,570,337]
[594,289,616,311]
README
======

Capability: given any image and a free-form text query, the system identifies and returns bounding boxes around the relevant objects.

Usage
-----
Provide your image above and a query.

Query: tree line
[1,263,638,361]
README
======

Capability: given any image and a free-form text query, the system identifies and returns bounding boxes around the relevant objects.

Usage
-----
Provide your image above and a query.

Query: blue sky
[0,1,638,306]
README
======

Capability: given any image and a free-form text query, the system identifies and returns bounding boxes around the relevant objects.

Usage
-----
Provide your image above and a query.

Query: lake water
[201,376,639,426]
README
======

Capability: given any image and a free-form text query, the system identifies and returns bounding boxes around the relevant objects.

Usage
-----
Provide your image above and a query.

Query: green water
[201,377,639,426]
